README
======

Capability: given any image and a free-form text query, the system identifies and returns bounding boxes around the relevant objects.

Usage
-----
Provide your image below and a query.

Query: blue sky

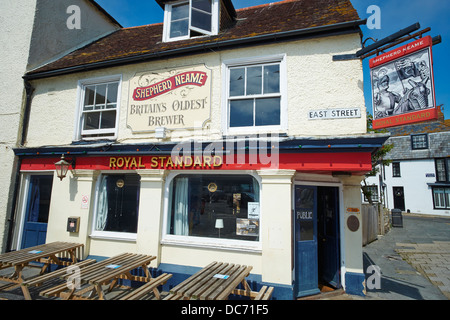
[95,0,449,120]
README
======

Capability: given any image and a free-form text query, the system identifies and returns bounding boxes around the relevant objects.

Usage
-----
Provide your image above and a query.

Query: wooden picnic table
[44,253,158,300]
[0,242,83,289]
[165,261,257,300]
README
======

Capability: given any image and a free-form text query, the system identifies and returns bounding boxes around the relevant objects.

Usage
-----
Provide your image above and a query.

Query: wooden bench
[163,293,184,300]
[21,259,96,300]
[162,262,276,300]
[120,273,172,300]
[254,286,274,300]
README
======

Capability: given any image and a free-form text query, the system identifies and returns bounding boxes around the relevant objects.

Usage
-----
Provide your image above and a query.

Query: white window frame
[74,74,122,141]
[411,134,428,150]
[221,54,288,136]
[89,171,139,242]
[161,170,263,252]
[162,0,219,43]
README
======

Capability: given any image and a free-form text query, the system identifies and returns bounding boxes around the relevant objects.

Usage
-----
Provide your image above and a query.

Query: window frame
[161,171,263,252]
[221,54,288,136]
[74,74,122,141]
[90,172,140,242]
[162,0,219,42]
[392,162,401,177]
[363,185,379,203]
[411,134,429,150]
[435,158,450,183]
[432,187,450,210]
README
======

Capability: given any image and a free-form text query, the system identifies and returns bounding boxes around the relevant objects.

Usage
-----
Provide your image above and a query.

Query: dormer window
[163,0,219,42]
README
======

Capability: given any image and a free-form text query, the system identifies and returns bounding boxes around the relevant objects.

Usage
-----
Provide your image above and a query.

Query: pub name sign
[370,36,437,130]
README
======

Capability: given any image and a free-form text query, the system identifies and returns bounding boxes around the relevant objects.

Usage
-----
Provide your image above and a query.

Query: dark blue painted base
[345,271,366,296]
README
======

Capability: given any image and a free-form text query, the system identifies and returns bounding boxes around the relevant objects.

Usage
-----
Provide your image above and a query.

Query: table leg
[67,248,78,264]
[108,278,118,292]
[95,284,105,300]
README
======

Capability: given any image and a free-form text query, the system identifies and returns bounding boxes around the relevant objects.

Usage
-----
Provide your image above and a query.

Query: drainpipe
[4,80,34,252]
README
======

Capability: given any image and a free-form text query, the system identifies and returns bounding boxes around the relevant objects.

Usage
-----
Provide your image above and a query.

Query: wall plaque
[128,65,212,133]
[347,215,360,232]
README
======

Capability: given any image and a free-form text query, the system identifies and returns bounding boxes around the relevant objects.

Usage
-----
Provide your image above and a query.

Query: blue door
[21,175,53,249]
[294,186,319,298]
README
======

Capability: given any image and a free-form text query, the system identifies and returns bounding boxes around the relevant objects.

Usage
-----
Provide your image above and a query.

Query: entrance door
[294,186,320,298]
[317,187,341,288]
[393,187,405,211]
[21,175,53,249]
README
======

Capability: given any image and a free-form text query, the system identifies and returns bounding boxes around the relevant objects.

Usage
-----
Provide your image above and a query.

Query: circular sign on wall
[347,215,360,232]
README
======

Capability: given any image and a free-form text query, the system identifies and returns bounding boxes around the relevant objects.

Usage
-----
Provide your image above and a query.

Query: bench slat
[22,259,96,287]
[120,273,172,300]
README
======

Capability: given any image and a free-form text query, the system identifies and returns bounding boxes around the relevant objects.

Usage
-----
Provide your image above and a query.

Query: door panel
[21,175,53,249]
[294,186,319,297]
[317,187,341,288]
[393,187,405,211]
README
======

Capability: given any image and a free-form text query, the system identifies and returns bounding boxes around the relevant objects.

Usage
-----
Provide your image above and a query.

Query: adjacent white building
[364,111,450,216]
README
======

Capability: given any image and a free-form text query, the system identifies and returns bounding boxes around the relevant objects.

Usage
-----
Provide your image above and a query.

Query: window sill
[90,231,137,242]
[161,236,262,253]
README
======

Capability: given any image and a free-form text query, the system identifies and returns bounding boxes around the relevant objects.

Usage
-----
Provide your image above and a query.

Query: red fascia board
[20,152,372,173]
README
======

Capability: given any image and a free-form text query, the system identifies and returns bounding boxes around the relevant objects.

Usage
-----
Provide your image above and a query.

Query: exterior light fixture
[54,154,75,181]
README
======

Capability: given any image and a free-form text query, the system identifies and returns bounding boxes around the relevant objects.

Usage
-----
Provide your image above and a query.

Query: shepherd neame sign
[128,65,211,132]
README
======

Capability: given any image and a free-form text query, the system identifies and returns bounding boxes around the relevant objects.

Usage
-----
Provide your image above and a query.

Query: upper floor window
[392,162,401,177]
[163,0,218,42]
[223,55,287,135]
[411,134,428,150]
[75,75,122,140]
[435,158,450,182]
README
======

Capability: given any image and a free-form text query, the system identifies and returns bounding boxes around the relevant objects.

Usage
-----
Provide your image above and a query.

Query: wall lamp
[54,154,76,181]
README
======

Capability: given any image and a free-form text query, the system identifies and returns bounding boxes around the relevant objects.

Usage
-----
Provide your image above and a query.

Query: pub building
[9,0,388,299]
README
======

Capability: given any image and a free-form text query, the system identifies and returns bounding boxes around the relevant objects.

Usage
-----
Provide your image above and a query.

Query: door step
[297,288,345,300]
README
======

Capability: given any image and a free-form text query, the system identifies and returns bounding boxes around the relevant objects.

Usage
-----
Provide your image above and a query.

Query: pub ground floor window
[94,173,140,234]
[167,174,260,241]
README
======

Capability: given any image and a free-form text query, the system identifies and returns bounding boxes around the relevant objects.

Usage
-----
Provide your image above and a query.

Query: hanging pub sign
[128,65,212,132]
[370,36,437,129]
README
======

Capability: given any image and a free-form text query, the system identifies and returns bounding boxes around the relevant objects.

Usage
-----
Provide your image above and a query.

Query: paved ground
[363,215,450,300]
[362,214,449,300]
[1,214,449,301]
[303,213,450,300]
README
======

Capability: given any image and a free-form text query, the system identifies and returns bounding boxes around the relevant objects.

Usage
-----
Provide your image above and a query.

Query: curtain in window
[96,176,109,231]
[252,178,260,202]
[173,177,189,235]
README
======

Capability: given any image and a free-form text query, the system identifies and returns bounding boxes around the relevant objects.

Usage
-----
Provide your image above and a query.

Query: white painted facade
[0,0,121,251]
[24,34,366,148]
